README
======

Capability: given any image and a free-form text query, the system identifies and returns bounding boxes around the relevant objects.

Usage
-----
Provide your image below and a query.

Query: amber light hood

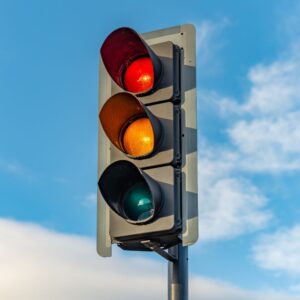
[99,92,162,159]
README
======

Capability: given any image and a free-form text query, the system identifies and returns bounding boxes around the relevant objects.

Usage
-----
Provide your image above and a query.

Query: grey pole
[168,243,188,300]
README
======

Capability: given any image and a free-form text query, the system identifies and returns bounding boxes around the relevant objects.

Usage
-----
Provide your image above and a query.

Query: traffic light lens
[123,117,154,157]
[124,57,154,93]
[122,182,153,221]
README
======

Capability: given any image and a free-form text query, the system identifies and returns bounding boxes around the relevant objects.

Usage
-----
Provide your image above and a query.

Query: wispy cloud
[253,225,300,276]
[205,36,300,173]
[198,143,272,242]
[0,218,299,300]
[0,159,24,175]
[194,6,300,288]
[280,0,300,47]
[0,158,34,179]
[191,276,300,300]
[220,57,300,116]
[0,218,165,300]
[196,23,300,242]
[252,224,300,293]
[196,18,230,75]
[228,112,300,171]
[82,193,97,207]
[52,176,70,184]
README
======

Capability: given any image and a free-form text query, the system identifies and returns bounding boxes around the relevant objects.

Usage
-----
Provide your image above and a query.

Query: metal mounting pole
[168,243,188,300]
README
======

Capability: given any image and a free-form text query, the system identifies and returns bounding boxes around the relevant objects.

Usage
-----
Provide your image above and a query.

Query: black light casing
[98,160,162,224]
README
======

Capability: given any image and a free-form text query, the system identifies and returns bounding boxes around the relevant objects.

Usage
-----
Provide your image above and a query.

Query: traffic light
[97,25,197,257]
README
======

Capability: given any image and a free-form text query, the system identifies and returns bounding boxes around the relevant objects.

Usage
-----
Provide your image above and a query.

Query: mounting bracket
[141,240,178,262]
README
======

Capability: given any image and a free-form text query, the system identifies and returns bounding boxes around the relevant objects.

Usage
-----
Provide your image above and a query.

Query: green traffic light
[122,182,154,221]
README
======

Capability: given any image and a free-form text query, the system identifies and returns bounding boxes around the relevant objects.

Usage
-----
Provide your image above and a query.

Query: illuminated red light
[124,57,154,93]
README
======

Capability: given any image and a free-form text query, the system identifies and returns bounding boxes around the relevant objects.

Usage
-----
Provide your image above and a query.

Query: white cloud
[0,218,298,300]
[229,112,300,171]
[191,276,300,300]
[244,59,300,116]
[291,284,300,294]
[196,18,230,74]
[83,193,97,206]
[280,1,300,47]
[198,144,272,242]
[0,159,24,175]
[0,218,165,300]
[53,176,70,184]
[253,225,300,276]
[198,53,300,239]
[220,42,300,117]
[215,42,300,173]
[0,158,35,180]
[196,13,300,245]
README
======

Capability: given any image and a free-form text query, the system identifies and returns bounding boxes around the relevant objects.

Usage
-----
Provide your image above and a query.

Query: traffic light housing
[97,25,197,257]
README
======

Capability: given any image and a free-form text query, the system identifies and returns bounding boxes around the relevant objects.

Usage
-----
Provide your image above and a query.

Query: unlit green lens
[122,182,153,221]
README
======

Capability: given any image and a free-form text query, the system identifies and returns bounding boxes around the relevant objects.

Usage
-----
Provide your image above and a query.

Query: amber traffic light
[99,92,162,158]
[123,118,154,157]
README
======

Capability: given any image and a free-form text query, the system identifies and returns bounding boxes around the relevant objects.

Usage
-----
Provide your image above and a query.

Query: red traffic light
[100,27,161,94]
[123,57,154,93]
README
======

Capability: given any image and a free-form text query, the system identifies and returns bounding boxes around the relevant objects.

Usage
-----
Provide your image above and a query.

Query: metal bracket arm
[141,240,177,262]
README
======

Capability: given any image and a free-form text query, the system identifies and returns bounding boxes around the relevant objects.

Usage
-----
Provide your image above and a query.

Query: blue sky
[1,0,300,299]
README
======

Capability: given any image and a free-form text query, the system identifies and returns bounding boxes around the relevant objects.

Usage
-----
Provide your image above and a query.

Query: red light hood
[100,27,162,95]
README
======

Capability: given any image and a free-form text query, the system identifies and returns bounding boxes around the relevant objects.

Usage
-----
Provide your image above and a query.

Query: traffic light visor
[100,27,162,94]
[99,92,162,158]
[98,160,162,224]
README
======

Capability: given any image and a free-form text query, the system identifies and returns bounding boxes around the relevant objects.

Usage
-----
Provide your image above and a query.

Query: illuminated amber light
[123,57,154,93]
[123,118,154,157]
